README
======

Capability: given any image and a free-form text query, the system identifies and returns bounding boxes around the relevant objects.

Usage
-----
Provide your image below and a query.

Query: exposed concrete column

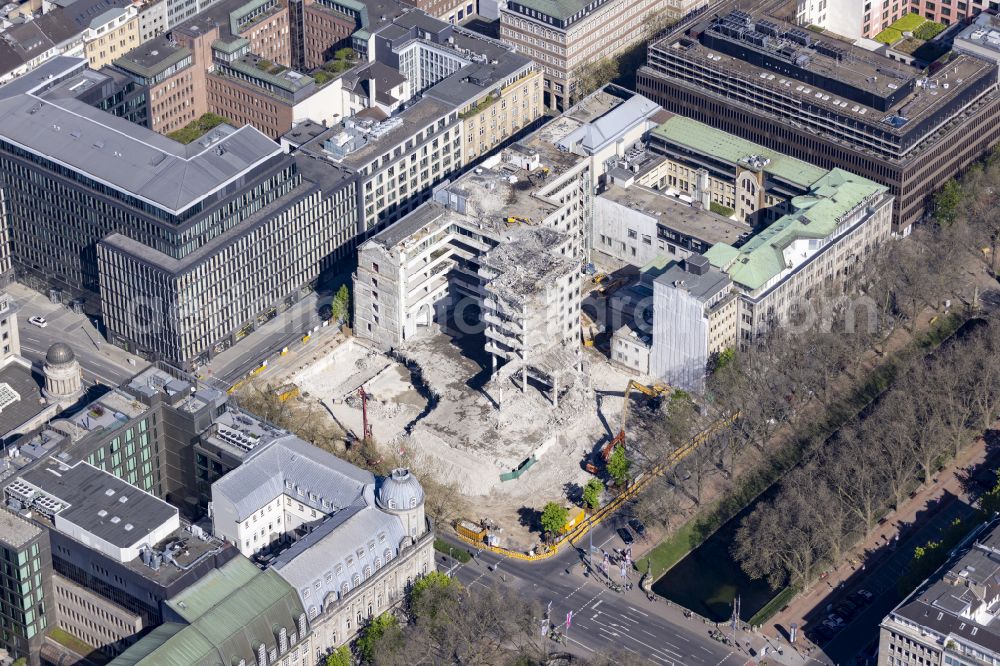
[522,365,528,392]
[552,375,559,409]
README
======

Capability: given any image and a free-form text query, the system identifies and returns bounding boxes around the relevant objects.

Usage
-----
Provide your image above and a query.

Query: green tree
[409,571,457,620]
[712,348,736,373]
[571,58,618,103]
[582,478,604,511]
[933,179,963,225]
[331,285,350,324]
[323,646,352,666]
[982,477,1000,517]
[540,502,569,537]
[356,613,401,664]
[607,444,630,487]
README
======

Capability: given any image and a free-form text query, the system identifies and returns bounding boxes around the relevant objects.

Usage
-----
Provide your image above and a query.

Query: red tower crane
[357,386,374,442]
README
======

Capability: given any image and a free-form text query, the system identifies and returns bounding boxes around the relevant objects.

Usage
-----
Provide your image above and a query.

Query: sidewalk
[771,431,992,651]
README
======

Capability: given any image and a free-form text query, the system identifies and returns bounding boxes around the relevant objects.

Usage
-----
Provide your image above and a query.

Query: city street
[437,512,828,666]
[441,540,749,665]
[9,284,145,388]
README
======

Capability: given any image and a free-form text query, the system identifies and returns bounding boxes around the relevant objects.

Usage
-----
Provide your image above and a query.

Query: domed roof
[376,468,424,512]
[45,343,75,366]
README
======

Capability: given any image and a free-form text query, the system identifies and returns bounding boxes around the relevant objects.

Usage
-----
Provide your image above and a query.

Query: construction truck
[591,272,609,286]
[586,380,670,473]
[456,519,488,543]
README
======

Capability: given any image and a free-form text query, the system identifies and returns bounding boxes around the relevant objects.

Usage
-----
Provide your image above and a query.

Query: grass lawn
[49,627,97,658]
[636,517,702,579]
[434,537,471,563]
[875,27,903,44]
[891,12,927,32]
[748,586,798,626]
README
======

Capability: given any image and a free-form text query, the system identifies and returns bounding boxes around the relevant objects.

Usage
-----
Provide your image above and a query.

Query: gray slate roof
[212,435,373,521]
[271,498,407,613]
[0,90,281,214]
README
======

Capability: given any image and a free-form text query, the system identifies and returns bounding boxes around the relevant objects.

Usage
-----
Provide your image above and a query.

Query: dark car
[627,518,646,538]
[811,624,836,643]
[617,527,634,545]
[834,601,858,620]
[848,592,870,607]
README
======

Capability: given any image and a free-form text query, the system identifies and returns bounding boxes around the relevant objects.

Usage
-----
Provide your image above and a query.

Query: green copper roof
[108,558,306,666]
[651,116,829,189]
[103,624,186,666]
[166,556,260,622]
[705,168,887,292]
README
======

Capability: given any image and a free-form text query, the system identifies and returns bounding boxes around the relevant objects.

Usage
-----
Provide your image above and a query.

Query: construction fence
[453,412,738,561]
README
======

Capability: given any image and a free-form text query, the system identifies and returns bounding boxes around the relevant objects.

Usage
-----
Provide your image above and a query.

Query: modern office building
[637,0,1000,234]
[878,520,1000,666]
[954,11,1000,80]
[4,458,238,638]
[500,0,707,112]
[0,507,52,665]
[0,57,357,369]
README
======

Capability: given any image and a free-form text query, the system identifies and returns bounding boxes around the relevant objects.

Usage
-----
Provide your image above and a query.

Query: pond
[651,494,780,622]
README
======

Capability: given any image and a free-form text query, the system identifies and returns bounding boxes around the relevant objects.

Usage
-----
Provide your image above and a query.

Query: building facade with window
[0,58,356,370]
[210,439,435,654]
[500,0,707,111]
[637,0,1000,234]
[878,520,1000,666]
[0,508,52,665]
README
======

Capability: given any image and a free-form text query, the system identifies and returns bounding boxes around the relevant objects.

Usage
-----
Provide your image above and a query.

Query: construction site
[280,327,673,550]
[258,91,707,549]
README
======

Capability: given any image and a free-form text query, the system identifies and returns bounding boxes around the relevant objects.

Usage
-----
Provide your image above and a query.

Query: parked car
[627,518,646,538]
[28,316,47,328]
[834,601,858,620]
[812,624,836,643]
[848,592,870,607]
[856,589,874,601]
[825,614,846,627]
[616,527,634,545]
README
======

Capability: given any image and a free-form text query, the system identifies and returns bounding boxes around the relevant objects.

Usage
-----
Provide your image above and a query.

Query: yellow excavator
[586,380,670,473]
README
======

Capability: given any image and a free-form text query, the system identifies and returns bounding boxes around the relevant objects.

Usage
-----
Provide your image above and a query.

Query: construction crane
[357,386,374,442]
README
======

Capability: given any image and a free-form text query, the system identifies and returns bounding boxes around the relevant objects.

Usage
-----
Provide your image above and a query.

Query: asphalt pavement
[437,512,764,666]
[10,284,145,387]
